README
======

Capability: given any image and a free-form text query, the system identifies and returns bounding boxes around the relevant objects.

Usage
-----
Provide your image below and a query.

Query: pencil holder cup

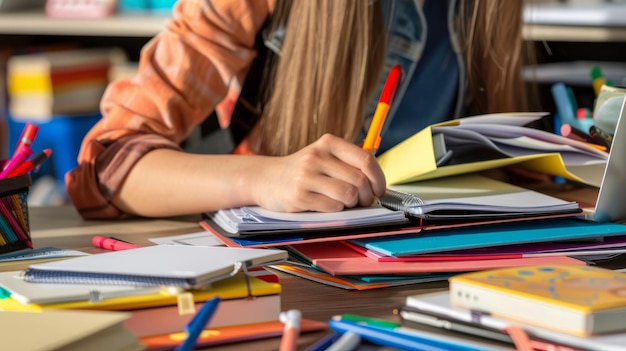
[0,172,32,254]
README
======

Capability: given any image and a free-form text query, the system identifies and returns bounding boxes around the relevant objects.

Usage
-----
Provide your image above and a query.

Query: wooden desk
[24,206,449,350]
[20,184,626,350]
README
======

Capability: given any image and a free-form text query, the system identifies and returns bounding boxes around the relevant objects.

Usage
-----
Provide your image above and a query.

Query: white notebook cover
[24,245,287,288]
[0,271,159,304]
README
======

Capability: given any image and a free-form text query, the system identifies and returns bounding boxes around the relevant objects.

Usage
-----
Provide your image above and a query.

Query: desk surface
[19,184,626,350]
[25,206,450,350]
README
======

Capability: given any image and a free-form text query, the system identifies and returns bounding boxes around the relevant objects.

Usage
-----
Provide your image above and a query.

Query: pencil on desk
[279,309,302,351]
[175,296,220,351]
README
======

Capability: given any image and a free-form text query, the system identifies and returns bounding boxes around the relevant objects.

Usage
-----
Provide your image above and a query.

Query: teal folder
[349,218,626,256]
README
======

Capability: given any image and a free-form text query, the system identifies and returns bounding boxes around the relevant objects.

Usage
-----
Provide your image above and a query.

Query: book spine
[449,280,586,336]
[22,269,196,288]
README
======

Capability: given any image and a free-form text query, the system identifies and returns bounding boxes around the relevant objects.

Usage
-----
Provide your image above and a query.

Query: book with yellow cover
[0,273,282,337]
[0,272,280,311]
[449,264,626,336]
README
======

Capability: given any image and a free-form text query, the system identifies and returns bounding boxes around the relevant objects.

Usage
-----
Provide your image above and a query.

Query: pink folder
[287,241,585,276]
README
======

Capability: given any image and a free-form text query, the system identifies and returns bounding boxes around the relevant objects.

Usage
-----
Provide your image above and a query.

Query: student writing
[66,0,532,219]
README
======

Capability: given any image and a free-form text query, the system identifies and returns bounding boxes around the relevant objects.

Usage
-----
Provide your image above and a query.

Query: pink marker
[0,147,33,179]
[279,309,302,351]
[92,235,142,251]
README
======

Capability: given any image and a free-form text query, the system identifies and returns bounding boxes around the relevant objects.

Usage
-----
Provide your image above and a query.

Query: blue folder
[349,218,626,256]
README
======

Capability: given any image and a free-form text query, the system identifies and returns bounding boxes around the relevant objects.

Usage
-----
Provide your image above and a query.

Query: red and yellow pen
[362,64,402,154]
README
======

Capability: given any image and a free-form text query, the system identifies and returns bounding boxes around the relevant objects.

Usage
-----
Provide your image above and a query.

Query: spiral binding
[378,188,425,217]
[22,270,198,288]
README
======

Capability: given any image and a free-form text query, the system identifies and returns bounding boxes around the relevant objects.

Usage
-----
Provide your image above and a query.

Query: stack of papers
[211,205,407,235]
[401,291,626,351]
[378,113,608,187]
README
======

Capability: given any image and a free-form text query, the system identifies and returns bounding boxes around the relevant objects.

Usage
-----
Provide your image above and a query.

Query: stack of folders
[0,245,290,343]
[199,173,626,290]
[399,264,626,351]
[270,215,626,290]
[377,112,609,187]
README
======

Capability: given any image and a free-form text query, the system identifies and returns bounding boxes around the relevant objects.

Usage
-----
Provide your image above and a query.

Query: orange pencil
[362,64,402,154]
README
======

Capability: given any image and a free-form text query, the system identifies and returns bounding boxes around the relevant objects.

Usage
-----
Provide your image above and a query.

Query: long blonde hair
[258,0,385,156]
[256,0,530,156]
[458,0,533,116]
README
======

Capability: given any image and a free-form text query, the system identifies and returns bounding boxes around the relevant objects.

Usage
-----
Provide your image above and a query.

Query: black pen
[588,125,613,151]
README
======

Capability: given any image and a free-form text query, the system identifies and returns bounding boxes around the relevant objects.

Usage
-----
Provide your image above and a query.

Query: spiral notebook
[208,174,579,236]
[201,174,582,249]
[22,245,288,289]
[379,173,580,220]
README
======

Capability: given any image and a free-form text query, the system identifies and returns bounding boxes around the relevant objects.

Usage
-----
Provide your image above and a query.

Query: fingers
[313,156,376,208]
[259,134,387,213]
[295,134,386,210]
[318,134,387,197]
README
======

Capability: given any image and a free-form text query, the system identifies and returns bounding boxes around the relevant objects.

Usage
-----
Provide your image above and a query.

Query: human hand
[254,134,387,213]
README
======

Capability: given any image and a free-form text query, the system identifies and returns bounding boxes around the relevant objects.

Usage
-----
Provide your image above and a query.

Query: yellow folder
[377,113,606,187]
[0,273,280,312]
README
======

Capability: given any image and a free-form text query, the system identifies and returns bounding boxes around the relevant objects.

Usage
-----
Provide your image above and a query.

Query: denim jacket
[363,0,464,154]
[191,0,465,154]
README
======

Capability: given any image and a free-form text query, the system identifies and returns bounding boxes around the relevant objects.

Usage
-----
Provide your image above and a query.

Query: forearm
[111,134,386,218]
[112,149,269,217]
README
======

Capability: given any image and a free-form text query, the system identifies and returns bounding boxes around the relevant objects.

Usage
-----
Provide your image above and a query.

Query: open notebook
[380,174,579,219]
[208,174,579,236]
[202,174,581,249]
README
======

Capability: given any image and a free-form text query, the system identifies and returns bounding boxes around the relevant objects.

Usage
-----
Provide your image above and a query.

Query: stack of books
[0,270,282,337]
[0,245,320,348]
[398,264,626,351]
[6,47,127,121]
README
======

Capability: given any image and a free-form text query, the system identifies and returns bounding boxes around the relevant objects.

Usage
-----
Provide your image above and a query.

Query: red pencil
[7,149,52,178]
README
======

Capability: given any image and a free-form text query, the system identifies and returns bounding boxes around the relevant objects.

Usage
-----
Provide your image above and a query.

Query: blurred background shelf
[523,24,626,42]
[0,11,167,37]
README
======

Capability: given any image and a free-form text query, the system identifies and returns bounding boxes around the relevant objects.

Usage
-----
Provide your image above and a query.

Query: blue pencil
[329,315,505,351]
[175,296,221,351]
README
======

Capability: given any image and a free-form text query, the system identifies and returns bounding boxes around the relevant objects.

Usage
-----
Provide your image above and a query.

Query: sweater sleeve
[65,0,274,219]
